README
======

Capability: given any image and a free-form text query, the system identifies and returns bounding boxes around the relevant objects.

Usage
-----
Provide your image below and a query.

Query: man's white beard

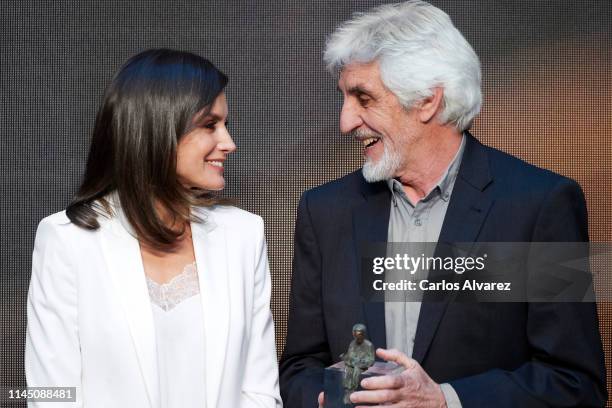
[362,141,402,183]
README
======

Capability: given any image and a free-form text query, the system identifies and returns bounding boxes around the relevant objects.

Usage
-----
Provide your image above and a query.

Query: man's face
[337,61,421,182]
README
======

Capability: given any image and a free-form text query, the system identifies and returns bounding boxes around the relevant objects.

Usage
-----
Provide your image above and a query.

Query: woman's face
[176,92,236,191]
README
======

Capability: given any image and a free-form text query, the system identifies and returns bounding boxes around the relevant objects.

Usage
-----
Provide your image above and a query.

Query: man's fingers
[376,348,417,369]
[360,374,404,390]
[356,405,402,408]
[317,391,324,407]
[350,389,400,404]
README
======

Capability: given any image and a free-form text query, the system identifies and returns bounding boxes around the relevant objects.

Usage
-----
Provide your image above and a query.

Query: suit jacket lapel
[191,208,229,408]
[352,174,392,349]
[100,214,159,408]
[413,133,495,363]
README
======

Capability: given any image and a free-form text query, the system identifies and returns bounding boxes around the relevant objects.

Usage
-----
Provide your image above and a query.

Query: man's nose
[339,100,364,134]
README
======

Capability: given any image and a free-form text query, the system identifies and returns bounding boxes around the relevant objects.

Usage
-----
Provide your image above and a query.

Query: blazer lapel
[191,209,229,408]
[99,214,159,408]
[352,174,392,349]
[412,133,495,363]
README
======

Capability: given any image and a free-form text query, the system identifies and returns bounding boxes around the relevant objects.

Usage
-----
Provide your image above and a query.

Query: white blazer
[26,203,282,408]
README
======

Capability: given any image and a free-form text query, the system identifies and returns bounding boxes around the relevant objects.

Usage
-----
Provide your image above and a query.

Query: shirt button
[443,193,450,200]
[414,219,422,226]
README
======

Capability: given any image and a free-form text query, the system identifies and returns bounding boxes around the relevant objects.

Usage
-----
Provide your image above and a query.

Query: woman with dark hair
[25,49,282,408]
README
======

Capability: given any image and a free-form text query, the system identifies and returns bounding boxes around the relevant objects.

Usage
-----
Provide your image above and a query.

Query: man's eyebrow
[337,85,375,97]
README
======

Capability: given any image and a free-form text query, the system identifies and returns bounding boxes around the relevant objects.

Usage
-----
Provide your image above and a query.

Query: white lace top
[147,262,206,407]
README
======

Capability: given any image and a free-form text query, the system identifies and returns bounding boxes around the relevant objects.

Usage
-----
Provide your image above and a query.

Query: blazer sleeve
[240,216,283,408]
[279,191,331,408]
[25,217,83,407]
[449,178,607,407]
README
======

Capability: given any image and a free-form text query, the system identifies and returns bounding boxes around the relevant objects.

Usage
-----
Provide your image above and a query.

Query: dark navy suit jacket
[279,133,606,407]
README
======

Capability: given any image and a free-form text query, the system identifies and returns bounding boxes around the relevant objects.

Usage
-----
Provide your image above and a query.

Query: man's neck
[395,129,463,205]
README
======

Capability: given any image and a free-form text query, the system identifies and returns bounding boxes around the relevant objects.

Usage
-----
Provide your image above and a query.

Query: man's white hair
[324,1,482,131]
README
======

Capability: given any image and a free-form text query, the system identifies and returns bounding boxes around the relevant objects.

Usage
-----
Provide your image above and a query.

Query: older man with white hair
[280,1,606,407]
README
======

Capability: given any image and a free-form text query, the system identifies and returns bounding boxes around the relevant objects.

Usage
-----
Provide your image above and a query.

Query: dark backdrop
[2,1,611,405]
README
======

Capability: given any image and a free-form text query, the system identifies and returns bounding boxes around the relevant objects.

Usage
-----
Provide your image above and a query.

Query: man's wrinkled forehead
[337,61,382,96]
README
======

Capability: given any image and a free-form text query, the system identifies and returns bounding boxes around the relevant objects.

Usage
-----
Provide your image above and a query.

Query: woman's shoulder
[195,205,264,231]
[36,208,110,239]
[36,210,74,235]
[40,210,71,225]
[33,211,81,255]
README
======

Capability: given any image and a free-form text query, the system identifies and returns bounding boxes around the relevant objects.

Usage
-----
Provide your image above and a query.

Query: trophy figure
[323,323,397,407]
[341,324,375,403]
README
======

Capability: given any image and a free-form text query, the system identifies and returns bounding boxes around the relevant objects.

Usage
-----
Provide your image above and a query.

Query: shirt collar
[386,133,466,203]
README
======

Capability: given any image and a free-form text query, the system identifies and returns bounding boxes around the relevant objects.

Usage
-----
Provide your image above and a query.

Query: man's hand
[317,391,324,407]
[350,348,447,408]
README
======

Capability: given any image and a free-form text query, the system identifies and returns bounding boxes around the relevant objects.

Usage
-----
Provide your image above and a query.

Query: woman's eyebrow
[196,112,224,123]
[204,114,224,121]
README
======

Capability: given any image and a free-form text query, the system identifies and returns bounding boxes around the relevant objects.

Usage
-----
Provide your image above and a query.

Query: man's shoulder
[479,141,577,192]
[302,169,365,203]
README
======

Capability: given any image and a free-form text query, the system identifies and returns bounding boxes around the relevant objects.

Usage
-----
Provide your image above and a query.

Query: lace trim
[146,262,200,311]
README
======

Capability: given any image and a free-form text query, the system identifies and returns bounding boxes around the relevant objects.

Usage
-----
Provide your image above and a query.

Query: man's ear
[417,87,444,123]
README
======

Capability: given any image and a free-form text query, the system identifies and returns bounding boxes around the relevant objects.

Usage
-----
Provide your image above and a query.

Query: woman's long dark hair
[66,49,228,250]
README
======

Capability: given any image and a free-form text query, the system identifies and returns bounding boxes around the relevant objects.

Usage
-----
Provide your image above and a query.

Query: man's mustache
[349,128,383,141]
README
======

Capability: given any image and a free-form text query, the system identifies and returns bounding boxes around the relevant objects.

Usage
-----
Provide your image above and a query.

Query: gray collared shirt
[384,134,466,407]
